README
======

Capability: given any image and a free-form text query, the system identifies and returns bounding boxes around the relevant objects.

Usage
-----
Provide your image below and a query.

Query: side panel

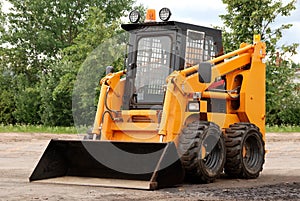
[236,43,266,137]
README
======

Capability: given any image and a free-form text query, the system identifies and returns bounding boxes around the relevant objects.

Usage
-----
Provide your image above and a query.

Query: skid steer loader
[30,8,266,189]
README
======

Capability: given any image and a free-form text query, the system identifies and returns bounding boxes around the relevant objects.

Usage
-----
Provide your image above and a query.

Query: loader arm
[180,42,265,89]
[92,70,126,135]
[158,40,266,138]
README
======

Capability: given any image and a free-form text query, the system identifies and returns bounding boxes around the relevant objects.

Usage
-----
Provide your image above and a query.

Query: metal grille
[135,36,171,103]
[185,30,205,68]
[204,36,216,61]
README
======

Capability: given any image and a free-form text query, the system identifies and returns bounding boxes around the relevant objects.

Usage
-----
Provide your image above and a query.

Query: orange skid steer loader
[30,8,266,190]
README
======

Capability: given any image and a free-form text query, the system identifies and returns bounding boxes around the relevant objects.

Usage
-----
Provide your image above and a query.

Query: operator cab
[122,9,223,110]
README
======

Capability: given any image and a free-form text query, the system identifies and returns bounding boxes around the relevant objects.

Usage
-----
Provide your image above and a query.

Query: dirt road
[0,132,299,201]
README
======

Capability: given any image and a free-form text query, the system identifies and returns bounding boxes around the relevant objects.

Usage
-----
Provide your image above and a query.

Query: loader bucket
[29,139,184,190]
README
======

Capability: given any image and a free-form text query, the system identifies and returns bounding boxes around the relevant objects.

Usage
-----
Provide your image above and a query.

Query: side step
[29,140,184,190]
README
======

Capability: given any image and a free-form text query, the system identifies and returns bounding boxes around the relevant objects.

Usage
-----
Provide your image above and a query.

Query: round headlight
[129,10,141,23]
[159,8,172,21]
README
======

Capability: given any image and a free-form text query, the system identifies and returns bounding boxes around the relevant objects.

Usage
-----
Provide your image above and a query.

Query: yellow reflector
[253,34,261,43]
[146,9,156,22]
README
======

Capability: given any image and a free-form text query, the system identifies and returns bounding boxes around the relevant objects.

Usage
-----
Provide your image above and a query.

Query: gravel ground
[0,132,299,201]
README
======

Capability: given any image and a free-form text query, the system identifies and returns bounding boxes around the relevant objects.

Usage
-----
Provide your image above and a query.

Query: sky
[135,0,300,63]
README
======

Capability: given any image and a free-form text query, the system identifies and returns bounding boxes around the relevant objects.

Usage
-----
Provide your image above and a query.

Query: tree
[40,4,145,127]
[38,4,137,126]
[266,61,300,125]
[220,0,297,54]
[220,0,299,126]
[3,0,134,70]
[0,2,4,34]
[2,0,134,81]
[42,7,129,126]
[0,0,136,125]
[0,3,15,124]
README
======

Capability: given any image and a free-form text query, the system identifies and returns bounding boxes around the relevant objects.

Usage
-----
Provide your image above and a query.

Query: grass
[0,124,80,134]
[266,125,300,133]
[0,124,299,134]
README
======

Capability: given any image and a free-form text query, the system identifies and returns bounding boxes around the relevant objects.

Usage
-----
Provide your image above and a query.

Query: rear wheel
[224,123,265,179]
[178,121,226,183]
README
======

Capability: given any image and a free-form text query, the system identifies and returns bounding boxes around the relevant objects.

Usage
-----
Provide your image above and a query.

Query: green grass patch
[266,125,300,132]
[0,124,81,134]
[1,124,299,134]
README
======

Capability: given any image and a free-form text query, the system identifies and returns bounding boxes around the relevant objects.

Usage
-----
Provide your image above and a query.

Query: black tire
[224,123,265,179]
[178,121,226,183]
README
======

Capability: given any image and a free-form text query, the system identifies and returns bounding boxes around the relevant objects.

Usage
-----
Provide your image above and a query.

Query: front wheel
[224,123,265,179]
[178,121,226,183]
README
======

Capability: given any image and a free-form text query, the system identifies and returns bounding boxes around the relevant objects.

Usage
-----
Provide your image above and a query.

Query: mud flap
[29,140,184,190]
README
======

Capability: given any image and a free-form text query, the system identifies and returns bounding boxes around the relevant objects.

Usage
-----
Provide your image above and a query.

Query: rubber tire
[224,123,265,179]
[178,121,226,183]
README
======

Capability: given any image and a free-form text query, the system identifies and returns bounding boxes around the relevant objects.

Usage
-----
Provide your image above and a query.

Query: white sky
[135,0,300,63]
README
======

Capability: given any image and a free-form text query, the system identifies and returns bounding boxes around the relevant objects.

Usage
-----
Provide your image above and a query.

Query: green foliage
[14,86,42,124]
[266,61,300,125]
[220,0,297,53]
[0,51,15,124]
[220,0,299,126]
[66,8,128,126]
[39,61,76,126]
[2,0,134,81]
[62,7,122,68]
[0,2,4,35]
[0,0,137,126]
[12,73,41,124]
[0,89,15,124]
[38,5,133,127]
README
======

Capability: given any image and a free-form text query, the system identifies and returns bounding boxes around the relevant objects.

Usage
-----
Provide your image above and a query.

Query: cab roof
[121,21,222,37]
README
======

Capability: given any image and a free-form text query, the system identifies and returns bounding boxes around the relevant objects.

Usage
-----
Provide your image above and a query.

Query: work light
[129,10,141,23]
[188,101,200,112]
[159,8,172,21]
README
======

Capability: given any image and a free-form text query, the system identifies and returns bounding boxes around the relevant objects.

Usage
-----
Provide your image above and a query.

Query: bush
[266,60,300,126]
